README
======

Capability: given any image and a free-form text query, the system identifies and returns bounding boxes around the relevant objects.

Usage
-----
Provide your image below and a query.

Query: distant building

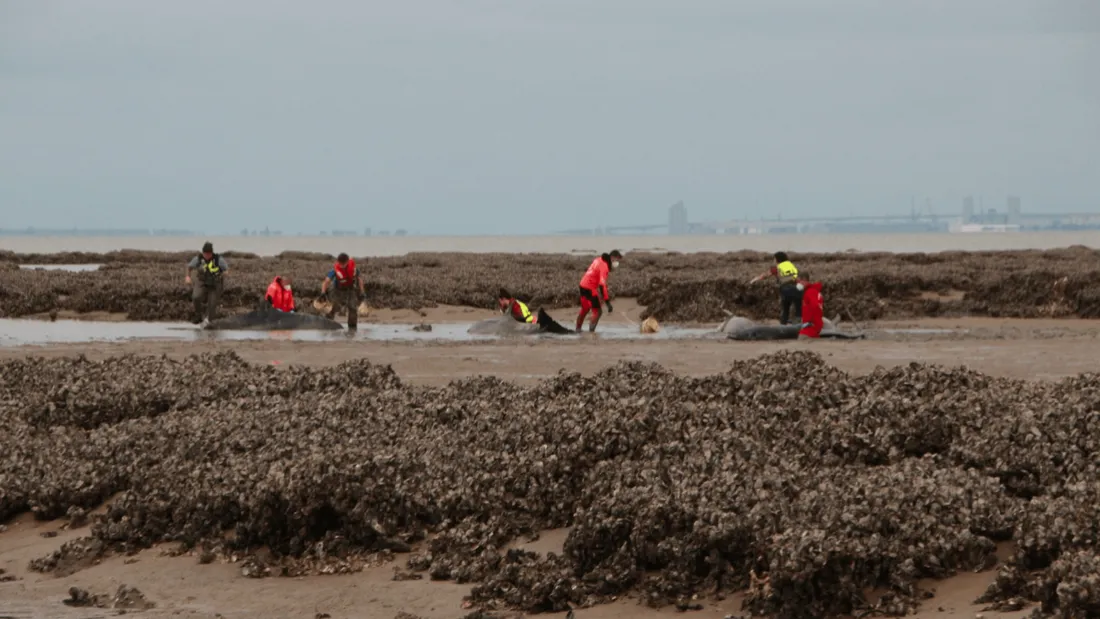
[962,196,975,222]
[668,201,688,234]
[1007,196,1021,224]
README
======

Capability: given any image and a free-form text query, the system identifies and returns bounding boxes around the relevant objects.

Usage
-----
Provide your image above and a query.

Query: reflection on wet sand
[0,318,723,346]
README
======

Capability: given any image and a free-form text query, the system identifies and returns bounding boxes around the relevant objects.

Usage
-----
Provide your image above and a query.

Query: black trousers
[779,284,803,325]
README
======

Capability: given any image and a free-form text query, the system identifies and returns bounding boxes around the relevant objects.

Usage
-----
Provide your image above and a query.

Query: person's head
[337,252,349,265]
[609,249,623,270]
[797,271,810,282]
[202,241,213,259]
[281,275,293,290]
[497,287,513,311]
[773,251,788,264]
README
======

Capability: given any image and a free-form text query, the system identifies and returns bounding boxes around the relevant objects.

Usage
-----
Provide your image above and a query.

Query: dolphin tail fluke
[537,308,575,335]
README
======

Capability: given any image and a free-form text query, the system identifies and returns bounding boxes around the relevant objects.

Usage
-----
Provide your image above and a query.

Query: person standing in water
[750,251,802,325]
[320,253,365,329]
[185,241,228,324]
[576,250,622,332]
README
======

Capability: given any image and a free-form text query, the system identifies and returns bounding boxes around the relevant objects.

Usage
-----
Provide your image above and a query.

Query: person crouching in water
[498,288,537,324]
[320,253,365,329]
[796,273,824,339]
[576,250,622,332]
[265,276,295,312]
[750,251,802,325]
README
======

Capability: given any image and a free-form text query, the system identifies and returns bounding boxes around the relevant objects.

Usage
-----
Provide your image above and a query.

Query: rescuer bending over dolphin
[750,251,803,325]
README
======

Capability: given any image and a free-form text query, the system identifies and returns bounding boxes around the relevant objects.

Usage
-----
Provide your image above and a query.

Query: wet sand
[0,307,1086,618]
[2,306,1098,382]
[0,514,1028,619]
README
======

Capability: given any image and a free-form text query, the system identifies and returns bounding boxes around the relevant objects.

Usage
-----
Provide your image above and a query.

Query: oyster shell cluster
[3,350,1100,617]
[62,584,154,610]
[2,248,1098,321]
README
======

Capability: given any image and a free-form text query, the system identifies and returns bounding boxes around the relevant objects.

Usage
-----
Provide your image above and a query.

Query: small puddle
[880,328,964,335]
[0,319,715,346]
[18,264,103,272]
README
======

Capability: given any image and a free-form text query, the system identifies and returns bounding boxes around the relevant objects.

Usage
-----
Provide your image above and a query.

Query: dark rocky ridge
[2,351,1100,617]
[2,248,1099,321]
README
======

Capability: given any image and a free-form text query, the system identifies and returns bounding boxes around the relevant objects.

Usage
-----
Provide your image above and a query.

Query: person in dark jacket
[185,241,229,323]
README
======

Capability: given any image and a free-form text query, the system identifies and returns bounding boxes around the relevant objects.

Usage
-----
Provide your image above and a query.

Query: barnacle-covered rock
[62,586,107,607]
[4,350,1100,617]
[112,585,155,610]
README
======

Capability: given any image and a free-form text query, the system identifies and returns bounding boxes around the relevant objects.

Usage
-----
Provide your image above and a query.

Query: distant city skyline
[3,191,1100,235]
[5,193,1100,237]
[2,1,1097,235]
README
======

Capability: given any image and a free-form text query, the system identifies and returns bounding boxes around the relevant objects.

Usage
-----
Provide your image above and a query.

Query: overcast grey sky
[1,0,1097,234]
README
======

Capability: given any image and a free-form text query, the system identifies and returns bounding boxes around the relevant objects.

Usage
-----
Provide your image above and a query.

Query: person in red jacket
[576,250,622,332]
[797,274,825,338]
[264,276,295,312]
[320,253,365,329]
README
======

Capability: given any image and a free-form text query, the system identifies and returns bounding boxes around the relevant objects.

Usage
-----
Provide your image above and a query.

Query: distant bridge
[552,224,668,235]
[554,211,1100,236]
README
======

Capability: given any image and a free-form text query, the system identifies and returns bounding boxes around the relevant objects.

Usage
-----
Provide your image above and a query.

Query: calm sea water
[2,232,1099,256]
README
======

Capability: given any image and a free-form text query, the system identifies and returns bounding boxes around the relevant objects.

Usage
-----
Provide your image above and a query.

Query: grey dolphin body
[204,307,344,331]
[720,315,864,341]
[467,308,575,336]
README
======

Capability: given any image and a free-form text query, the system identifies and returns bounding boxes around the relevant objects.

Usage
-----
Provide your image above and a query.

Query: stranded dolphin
[719,314,864,341]
[467,308,576,336]
[203,306,344,331]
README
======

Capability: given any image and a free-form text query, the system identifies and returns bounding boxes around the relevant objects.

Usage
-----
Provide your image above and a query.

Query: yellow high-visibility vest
[515,300,533,323]
[776,260,798,283]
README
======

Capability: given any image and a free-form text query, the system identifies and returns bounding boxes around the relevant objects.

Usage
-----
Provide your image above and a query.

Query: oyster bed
[2,248,1099,322]
[2,351,1100,617]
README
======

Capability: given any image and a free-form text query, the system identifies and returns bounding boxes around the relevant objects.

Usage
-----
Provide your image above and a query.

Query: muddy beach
[3,248,1100,323]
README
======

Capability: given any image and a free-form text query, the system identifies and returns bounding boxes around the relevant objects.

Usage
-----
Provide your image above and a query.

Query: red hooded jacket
[799,282,824,338]
[579,257,611,300]
[265,277,295,312]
